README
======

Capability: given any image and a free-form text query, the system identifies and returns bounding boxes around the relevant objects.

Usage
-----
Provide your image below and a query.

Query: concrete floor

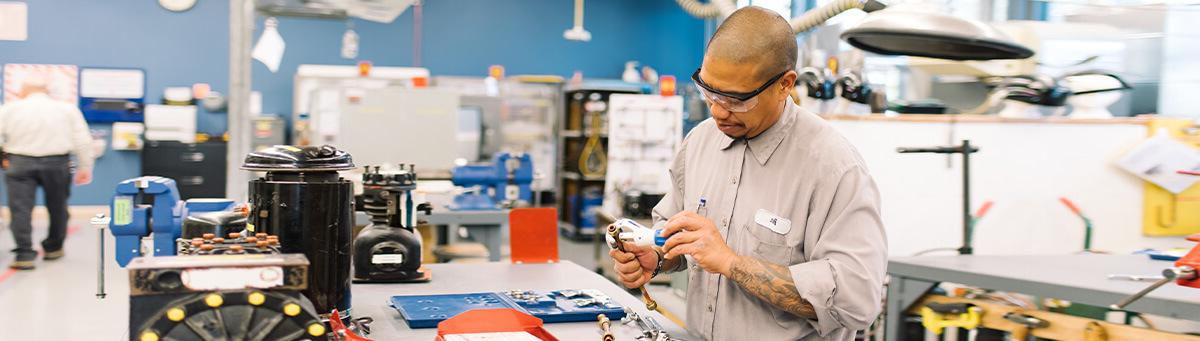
[0,209,620,340]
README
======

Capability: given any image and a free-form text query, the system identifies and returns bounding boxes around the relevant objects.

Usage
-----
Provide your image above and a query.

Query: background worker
[609,7,887,340]
[0,75,95,270]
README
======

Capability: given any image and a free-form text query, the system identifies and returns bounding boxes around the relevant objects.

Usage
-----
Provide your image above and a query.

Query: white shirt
[0,93,96,168]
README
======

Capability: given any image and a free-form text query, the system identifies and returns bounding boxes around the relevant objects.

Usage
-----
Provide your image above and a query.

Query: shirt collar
[718,100,798,166]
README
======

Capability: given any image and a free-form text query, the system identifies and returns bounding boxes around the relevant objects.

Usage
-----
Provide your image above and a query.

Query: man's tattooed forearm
[728,256,816,319]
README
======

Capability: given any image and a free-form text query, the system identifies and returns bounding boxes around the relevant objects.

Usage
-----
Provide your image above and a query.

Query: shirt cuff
[789,259,843,337]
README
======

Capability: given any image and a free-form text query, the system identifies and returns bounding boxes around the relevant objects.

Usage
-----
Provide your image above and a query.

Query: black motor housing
[244,145,355,318]
[353,165,430,283]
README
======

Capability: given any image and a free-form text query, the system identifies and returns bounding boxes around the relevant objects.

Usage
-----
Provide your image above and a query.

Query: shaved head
[706,6,797,81]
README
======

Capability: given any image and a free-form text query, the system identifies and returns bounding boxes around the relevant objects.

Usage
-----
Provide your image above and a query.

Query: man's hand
[661,211,738,276]
[1,159,8,170]
[73,168,93,185]
[609,243,658,289]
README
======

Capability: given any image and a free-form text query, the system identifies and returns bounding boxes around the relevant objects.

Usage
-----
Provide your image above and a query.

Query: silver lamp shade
[841,10,1035,61]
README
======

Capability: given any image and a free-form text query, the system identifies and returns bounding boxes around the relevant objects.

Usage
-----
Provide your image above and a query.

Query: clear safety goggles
[692,68,789,113]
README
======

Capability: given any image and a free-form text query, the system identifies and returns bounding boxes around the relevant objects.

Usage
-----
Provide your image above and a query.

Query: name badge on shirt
[754,209,791,235]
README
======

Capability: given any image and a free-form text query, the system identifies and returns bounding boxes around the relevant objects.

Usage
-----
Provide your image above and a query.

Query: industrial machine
[353,164,432,283]
[104,144,374,340]
[109,176,236,267]
[244,145,357,320]
[126,254,328,341]
[450,152,534,210]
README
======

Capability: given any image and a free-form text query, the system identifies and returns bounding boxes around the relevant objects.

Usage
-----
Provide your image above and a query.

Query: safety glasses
[692,68,789,113]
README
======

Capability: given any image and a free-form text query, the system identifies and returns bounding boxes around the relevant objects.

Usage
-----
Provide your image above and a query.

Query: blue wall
[0,0,229,205]
[1,0,707,204]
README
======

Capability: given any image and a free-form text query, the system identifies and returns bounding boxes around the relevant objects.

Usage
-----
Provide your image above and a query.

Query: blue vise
[109,176,235,267]
[450,153,534,210]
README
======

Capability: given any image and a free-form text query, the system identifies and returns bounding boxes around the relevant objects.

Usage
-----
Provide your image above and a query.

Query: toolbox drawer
[141,140,227,199]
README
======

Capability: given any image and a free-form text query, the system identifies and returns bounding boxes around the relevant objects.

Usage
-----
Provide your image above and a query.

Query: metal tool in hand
[607,222,659,311]
[91,213,111,299]
[1110,266,1197,310]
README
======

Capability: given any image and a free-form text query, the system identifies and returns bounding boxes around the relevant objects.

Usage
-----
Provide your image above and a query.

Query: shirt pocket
[741,220,794,265]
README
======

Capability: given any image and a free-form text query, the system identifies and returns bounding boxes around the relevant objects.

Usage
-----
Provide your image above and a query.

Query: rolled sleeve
[790,165,887,337]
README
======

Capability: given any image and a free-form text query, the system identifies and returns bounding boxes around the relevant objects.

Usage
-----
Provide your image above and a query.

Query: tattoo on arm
[727,256,817,319]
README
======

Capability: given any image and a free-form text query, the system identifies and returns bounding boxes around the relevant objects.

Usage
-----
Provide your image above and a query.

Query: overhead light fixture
[840,10,1035,61]
[790,0,1034,61]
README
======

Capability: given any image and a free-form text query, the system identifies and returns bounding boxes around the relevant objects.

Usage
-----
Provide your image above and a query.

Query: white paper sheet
[0,2,27,41]
[80,69,144,99]
[1117,131,1200,194]
[252,23,286,73]
[144,105,197,143]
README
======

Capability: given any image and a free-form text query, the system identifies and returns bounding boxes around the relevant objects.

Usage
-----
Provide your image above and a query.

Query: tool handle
[974,201,994,219]
[1111,274,1175,309]
[1060,197,1083,216]
[654,229,669,246]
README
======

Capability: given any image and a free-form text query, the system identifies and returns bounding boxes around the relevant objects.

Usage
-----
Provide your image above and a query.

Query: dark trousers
[5,154,71,260]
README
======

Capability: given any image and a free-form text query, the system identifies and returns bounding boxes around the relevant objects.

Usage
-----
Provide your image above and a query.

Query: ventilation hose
[790,0,869,34]
[674,0,736,19]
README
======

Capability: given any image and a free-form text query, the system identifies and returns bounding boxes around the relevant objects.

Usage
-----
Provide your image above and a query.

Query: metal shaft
[960,140,972,255]
[93,214,109,299]
[1110,266,1194,310]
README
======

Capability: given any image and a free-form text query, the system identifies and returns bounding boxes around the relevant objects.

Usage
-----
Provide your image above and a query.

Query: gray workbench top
[888,254,1200,321]
[351,260,696,340]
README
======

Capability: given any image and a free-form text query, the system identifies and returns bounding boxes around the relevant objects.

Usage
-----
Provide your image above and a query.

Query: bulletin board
[2,64,78,104]
[1141,118,1200,236]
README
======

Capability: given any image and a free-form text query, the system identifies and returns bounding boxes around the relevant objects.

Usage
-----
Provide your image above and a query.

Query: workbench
[885,254,1200,340]
[351,260,695,340]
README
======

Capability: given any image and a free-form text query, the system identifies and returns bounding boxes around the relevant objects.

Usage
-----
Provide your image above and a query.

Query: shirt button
[707,305,714,312]
[731,176,738,184]
[721,218,729,226]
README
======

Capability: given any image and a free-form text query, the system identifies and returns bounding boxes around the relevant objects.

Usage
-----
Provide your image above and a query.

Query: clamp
[919,302,982,335]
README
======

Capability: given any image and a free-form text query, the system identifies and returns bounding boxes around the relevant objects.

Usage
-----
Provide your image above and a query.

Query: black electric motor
[353,165,432,283]
[243,145,355,319]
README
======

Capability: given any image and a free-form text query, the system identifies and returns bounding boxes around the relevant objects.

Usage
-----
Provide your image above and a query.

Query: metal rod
[1111,276,1171,310]
[960,140,973,255]
[93,214,110,299]
[1110,266,1194,310]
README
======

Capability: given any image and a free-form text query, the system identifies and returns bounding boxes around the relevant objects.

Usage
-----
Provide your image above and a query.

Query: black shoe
[43,249,64,261]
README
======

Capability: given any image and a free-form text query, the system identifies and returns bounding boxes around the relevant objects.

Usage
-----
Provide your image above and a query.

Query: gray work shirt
[652,100,887,340]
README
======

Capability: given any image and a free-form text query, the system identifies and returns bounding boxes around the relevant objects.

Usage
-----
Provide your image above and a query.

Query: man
[0,75,95,270]
[609,7,886,340]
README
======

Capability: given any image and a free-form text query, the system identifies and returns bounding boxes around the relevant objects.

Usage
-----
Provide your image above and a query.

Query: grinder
[244,145,355,320]
[353,164,432,283]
